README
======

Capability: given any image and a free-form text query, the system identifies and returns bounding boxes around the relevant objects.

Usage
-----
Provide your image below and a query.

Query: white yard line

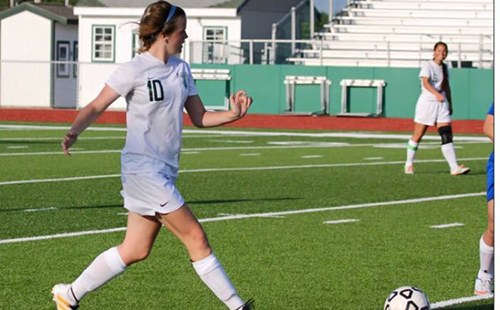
[0,157,487,186]
[0,192,484,245]
[6,145,28,149]
[0,150,122,157]
[24,207,58,212]
[430,223,465,229]
[301,155,323,159]
[364,157,384,160]
[431,294,493,308]
[323,219,360,225]
[0,125,488,141]
[0,136,125,141]
[0,139,487,155]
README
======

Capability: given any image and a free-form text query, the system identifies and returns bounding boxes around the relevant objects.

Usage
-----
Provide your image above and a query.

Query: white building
[74,0,304,109]
[0,3,78,108]
[0,0,304,109]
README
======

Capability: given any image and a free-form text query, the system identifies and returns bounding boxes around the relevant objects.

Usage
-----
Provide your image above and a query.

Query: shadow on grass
[0,197,302,212]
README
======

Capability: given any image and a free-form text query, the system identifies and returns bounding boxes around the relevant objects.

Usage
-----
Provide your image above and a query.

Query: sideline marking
[0,157,487,186]
[240,153,261,156]
[0,125,489,141]
[431,294,493,308]
[430,223,465,229]
[0,192,484,245]
[323,219,359,225]
[364,157,384,160]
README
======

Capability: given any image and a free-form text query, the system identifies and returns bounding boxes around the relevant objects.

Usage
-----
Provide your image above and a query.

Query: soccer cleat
[237,298,255,310]
[404,165,414,174]
[451,165,470,176]
[474,277,493,295]
[52,284,79,310]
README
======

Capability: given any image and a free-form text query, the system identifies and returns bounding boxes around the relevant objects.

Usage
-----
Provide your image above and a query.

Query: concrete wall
[191,64,493,120]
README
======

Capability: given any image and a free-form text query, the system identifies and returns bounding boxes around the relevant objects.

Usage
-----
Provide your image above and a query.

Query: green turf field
[0,123,493,310]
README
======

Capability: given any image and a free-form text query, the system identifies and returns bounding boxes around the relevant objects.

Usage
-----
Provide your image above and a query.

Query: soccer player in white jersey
[405,42,469,175]
[53,2,254,309]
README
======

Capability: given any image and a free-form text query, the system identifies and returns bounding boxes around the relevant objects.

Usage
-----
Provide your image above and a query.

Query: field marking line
[0,125,488,141]
[323,219,359,225]
[0,157,487,186]
[0,136,126,141]
[431,294,493,308]
[0,228,127,244]
[0,150,122,157]
[0,192,485,245]
[24,207,58,212]
[430,223,465,229]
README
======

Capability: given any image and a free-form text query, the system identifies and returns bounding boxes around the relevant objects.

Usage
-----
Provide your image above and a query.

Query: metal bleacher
[288,0,493,68]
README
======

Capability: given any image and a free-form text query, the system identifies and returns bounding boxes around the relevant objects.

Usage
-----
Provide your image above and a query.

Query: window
[203,27,227,64]
[56,41,70,78]
[92,25,115,62]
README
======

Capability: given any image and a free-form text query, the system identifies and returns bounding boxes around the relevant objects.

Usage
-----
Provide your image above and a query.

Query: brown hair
[434,41,449,93]
[137,1,186,53]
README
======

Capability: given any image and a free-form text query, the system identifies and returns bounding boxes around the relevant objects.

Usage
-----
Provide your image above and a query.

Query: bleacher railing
[185,36,493,69]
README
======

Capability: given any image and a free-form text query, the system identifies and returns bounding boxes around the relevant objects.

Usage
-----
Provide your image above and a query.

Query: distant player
[52,1,253,309]
[405,42,470,175]
[474,103,494,295]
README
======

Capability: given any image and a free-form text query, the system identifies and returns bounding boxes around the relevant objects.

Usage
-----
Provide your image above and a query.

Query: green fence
[191,64,493,120]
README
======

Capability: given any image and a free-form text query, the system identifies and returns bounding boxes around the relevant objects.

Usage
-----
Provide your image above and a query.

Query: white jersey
[414,60,452,125]
[106,52,197,177]
[418,60,449,102]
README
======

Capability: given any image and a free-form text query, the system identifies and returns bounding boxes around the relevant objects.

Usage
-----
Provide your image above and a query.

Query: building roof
[76,0,246,8]
[0,2,77,24]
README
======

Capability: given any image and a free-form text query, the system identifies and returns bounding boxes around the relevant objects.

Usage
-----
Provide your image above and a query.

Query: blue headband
[165,5,177,24]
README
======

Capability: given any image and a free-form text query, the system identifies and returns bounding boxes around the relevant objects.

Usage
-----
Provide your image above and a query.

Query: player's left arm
[184,90,253,128]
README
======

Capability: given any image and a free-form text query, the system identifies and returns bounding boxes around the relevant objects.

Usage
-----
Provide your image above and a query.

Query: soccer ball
[384,286,431,310]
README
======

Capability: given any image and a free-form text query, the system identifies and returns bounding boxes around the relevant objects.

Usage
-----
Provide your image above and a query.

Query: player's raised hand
[61,132,78,156]
[229,90,253,119]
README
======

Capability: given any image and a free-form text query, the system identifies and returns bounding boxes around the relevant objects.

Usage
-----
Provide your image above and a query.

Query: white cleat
[474,277,494,296]
[451,165,470,176]
[404,165,414,174]
[52,284,79,310]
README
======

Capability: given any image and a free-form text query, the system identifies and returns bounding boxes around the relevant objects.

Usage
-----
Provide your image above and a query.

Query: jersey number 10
[147,80,164,102]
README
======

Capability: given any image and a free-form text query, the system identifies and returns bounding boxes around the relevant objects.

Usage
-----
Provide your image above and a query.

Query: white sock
[441,143,459,170]
[406,139,419,166]
[478,237,494,280]
[71,247,127,302]
[192,253,244,310]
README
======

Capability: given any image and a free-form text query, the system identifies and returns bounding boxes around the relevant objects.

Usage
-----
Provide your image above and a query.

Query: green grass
[0,122,493,310]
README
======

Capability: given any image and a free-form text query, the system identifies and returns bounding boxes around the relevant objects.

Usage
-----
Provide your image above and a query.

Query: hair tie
[165,5,177,24]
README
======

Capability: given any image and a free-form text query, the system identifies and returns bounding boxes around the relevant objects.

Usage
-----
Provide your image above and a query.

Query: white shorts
[121,173,185,216]
[414,96,451,126]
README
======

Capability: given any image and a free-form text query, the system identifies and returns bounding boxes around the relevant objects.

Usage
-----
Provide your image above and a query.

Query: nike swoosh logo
[160,201,168,207]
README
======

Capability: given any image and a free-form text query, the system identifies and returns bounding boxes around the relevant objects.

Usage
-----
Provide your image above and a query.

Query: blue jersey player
[474,104,494,295]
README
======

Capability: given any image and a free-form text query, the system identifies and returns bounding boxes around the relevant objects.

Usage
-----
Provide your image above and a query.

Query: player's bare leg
[157,205,251,310]
[406,123,428,174]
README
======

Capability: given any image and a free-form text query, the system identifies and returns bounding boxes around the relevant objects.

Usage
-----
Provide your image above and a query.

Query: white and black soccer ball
[384,286,431,310]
